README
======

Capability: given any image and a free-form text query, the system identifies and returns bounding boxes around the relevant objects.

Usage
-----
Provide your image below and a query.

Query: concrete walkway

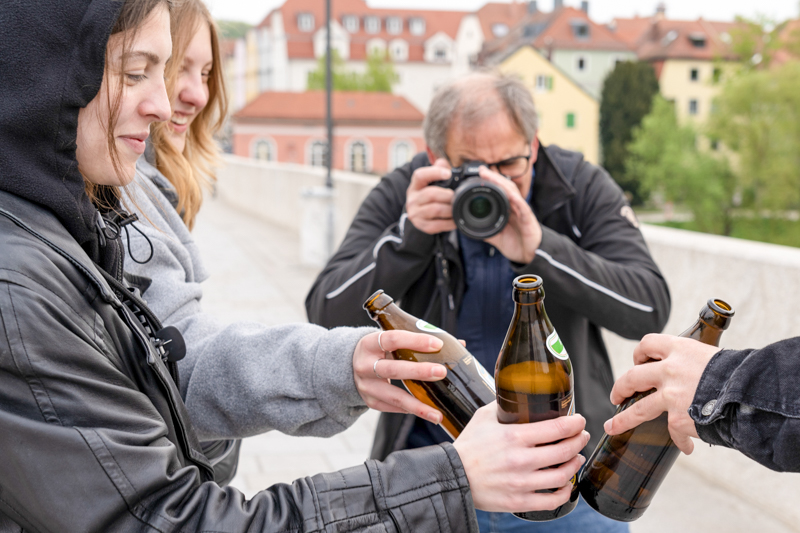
[192,194,797,533]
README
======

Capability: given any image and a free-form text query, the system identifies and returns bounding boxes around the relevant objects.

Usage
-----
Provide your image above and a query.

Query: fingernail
[431,365,447,378]
[579,454,586,465]
[582,430,590,443]
[603,419,613,433]
[441,168,450,178]
[427,411,442,424]
[430,338,443,350]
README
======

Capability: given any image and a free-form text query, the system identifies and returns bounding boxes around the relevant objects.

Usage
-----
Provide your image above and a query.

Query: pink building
[232,90,425,175]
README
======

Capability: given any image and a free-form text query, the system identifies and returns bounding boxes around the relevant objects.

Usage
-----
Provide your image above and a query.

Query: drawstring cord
[94,210,154,264]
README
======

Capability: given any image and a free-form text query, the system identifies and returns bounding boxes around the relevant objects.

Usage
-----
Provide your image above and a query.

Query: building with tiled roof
[612,5,740,123]
[231,91,425,174]
[478,2,636,99]
[224,0,564,114]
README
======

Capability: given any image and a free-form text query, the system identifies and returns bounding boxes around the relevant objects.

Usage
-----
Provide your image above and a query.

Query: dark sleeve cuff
[689,348,751,447]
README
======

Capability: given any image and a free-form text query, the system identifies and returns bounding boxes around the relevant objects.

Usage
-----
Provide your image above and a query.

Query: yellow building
[498,45,599,164]
[612,14,738,125]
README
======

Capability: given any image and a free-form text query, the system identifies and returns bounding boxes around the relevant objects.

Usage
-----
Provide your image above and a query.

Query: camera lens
[469,196,493,219]
[452,178,510,240]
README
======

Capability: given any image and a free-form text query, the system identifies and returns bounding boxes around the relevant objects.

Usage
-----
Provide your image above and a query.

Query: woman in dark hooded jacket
[0,0,589,530]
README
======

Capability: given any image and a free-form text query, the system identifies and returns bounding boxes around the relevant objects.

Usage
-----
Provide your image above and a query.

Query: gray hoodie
[124,158,372,442]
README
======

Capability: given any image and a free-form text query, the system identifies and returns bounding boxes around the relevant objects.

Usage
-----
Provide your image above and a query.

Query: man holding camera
[306,72,670,532]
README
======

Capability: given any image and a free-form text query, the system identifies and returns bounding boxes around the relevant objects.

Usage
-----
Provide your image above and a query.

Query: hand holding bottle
[604,334,721,454]
[453,404,589,513]
[353,331,447,423]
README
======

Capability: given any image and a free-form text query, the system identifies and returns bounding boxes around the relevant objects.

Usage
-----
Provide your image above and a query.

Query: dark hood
[0,0,124,261]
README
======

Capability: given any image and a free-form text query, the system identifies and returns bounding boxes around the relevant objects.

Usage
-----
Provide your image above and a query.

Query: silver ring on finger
[377,331,387,353]
[373,359,386,380]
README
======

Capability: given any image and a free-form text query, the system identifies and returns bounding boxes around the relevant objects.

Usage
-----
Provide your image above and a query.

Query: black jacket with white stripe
[306,144,671,458]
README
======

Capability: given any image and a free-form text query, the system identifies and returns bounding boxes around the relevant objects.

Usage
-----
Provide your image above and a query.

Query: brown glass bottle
[495,275,579,522]
[579,299,735,522]
[363,290,497,439]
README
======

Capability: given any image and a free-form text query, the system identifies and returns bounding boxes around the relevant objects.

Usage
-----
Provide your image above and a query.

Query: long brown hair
[149,0,228,230]
[84,0,173,209]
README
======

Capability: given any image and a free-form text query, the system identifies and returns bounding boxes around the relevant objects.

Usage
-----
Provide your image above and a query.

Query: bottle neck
[679,318,727,347]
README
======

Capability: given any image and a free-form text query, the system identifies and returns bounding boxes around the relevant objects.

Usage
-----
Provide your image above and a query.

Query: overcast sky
[207,0,799,26]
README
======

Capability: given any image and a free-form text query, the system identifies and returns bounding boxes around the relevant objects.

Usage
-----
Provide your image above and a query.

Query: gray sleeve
[124,181,370,441]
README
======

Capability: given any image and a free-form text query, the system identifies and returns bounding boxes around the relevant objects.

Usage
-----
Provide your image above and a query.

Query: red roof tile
[608,16,653,49]
[531,7,631,51]
[234,91,424,126]
[620,17,739,61]
[475,2,530,42]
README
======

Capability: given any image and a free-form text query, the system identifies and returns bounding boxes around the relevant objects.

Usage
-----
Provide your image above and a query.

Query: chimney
[581,1,589,14]
[553,0,563,10]
[528,1,538,14]
[655,2,666,20]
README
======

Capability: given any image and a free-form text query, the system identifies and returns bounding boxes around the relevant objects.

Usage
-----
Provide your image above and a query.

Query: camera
[434,161,510,240]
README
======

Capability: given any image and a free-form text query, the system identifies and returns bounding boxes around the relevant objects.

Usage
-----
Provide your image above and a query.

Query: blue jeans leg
[475,498,629,533]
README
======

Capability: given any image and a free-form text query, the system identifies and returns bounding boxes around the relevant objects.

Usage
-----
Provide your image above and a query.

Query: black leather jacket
[0,186,477,532]
[0,0,477,529]
[306,147,671,459]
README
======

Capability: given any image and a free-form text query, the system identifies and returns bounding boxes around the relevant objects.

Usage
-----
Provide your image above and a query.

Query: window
[689,99,699,115]
[390,39,408,62]
[253,139,275,161]
[386,16,402,35]
[492,23,509,37]
[364,16,380,34]
[297,13,314,32]
[309,140,328,167]
[689,32,707,48]
[434,46,447,61]
[342,15,359,33]
[572,22,589,39]
[576,56,587,72]
[409,17,425,35]
[690,68,699,81]
[390,141,414,170]
[535,74,553,92]
[566,112,576,128]
[349,141,369,173]
[367,38,386,57]
[713,67,722,84]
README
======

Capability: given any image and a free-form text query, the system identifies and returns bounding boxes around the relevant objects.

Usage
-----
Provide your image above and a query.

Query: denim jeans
[475,498,629,533]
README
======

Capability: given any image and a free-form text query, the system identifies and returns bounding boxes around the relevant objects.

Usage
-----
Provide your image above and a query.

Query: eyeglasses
[448,151,532,180]
[485,151,532,179]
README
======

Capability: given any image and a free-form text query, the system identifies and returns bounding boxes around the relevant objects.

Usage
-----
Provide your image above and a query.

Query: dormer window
[434,46,447,61]
[342,15,359,33]
[572,21,590,39]
[386,16,402,35]
[492,23,509,37]
[409,17,426,35]
[688,32,707,47]
[297,13,315,32]
[365,16,381,34]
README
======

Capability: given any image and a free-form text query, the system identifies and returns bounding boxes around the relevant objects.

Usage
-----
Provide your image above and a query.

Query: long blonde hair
[149,0,227,229]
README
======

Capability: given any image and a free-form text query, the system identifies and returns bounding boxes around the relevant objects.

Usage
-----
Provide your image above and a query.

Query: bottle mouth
[363,289,393,311]
[513,275,543,290]
[708,298,734,317]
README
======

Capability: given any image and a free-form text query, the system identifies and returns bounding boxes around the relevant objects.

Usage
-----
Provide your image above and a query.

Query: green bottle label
[416,319,445,333]
[546,331,569,360]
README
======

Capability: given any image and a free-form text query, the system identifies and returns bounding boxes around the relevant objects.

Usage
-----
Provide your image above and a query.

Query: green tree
[599,61,660,205]
[707,61,800,211]
[728,16,800,70]
[307,50,398,92]
[627,96,737,235]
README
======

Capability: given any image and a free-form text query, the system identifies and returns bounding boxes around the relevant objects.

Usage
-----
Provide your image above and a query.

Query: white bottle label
[546,331,569,360]
[416,319,445,333]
